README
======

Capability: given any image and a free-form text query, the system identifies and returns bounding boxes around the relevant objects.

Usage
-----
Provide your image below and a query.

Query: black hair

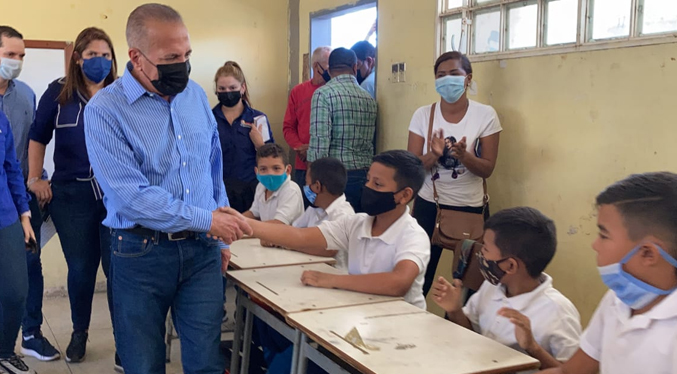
[256,143,288,165]
[596,172,677,265]
[308,157,347,196]
[0,26,23,47]
[434,51,472,75]
[350,41,376,61]
[372,150,425,198]
[484,207,557,278]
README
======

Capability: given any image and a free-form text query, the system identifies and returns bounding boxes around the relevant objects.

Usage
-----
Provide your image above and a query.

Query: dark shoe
[114,353,124,373]
[0,355,37,374]
[65,330,88,363]
[21,331,61,361]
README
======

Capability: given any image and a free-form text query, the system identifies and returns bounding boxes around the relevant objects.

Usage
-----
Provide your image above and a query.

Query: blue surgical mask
[598,244,677,310]
[82,57,112,84]
[303,185,317,205]
[257,173,287,192]
[435,75,467,104]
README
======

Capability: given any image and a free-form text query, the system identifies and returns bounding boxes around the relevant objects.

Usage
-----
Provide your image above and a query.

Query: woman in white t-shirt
[407,52,502,296]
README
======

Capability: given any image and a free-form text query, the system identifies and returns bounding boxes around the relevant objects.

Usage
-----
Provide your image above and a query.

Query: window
[439,0,677,59]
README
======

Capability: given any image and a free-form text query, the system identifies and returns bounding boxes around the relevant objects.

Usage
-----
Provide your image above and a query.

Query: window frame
[438,0,677,62]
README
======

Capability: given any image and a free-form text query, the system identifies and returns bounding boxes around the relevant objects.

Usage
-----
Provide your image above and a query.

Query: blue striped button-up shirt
[84,63,228,234]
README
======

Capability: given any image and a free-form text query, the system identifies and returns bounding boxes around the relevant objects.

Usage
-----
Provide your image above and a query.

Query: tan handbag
[427,103,487,291]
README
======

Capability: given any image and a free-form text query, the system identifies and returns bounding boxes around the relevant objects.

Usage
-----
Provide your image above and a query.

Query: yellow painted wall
[298,0,677,324]
[6,0,290,290]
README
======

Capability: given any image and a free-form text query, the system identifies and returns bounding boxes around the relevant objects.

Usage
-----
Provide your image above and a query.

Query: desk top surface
[229,238,336,270]
[227,263,399,315]
[287,300,541,374]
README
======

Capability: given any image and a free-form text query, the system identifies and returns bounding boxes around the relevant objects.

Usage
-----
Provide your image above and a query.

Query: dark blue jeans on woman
[21,193,44,337]
[49,181,112,332]
[111,229,224,374]
[0,220,29,358]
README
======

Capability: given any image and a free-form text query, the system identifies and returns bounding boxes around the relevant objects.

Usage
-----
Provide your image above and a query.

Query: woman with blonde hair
[212,61,274,212]
[27,27,119,368]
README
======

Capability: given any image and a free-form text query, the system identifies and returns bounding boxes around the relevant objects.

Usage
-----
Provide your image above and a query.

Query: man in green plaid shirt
[308,48,377,212]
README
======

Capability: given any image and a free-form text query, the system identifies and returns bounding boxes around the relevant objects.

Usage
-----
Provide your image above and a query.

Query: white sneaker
[0,356,37,374]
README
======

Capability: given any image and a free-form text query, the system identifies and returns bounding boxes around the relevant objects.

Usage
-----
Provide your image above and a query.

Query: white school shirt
[580,289,677,374]
[318,206,431,309]
[249,175,304,224]
[463,274,581,373]
[293,194,355,270]
[408,100,502,207]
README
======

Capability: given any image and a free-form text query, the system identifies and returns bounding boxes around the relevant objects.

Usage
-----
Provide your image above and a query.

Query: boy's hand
[260,239,280,248]
[498,308,537,352]
[432,276,464,313]
[301,270,335,289]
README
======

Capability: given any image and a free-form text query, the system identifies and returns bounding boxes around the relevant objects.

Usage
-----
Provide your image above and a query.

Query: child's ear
[254,166,259,174]
[505,258,520,275]
[397,187,414,205]
[641,242,663,267]
[285,164,292,175]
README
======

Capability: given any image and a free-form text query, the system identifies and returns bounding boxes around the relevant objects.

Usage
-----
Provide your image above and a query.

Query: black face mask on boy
[361,186,403,216]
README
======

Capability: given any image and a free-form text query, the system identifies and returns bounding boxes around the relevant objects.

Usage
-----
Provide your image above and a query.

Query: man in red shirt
[283,46,331,195]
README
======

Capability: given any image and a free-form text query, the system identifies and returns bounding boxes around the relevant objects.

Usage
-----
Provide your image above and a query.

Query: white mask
[0,58,23,80]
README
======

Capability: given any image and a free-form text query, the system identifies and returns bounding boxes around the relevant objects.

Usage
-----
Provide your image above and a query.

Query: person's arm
[536,349,599,374]
[307,91,331,162]
[27,87,59,205]
[243,211,256,219]
[431,277,474,330]
[407,131,443,170]
[301,260,419,297]
[246,218,334,256]
[3,115,30,217]
[84,103,227,234]
[283,91,303,150]
[452,132,500,179]
[498,308,562,369]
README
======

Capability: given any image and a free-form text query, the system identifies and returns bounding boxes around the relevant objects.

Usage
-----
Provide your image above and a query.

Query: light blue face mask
[435,75,467,104]
[598,244,677,310]
[257,173,287,192]
[303,185,317,205]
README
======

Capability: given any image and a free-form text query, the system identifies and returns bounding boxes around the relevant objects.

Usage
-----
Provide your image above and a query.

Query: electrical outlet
[391,63,400,83]
[398,62,406,82]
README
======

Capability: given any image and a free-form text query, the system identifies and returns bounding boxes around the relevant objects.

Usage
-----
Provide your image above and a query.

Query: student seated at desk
[433,207,581,372]
[293,157,355,270]
[538,172,677,374]
[243,143,304,246]
[232,149,431,308]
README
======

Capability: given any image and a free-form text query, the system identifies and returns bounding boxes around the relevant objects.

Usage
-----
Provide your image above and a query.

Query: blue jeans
[49,181,112,332]
[345,169,367,213]
[0,220,29,358]
[111,229,223,374]
[22,193,44,336]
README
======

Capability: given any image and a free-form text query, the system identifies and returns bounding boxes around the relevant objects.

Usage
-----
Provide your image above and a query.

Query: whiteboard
[21,48,66,179]
[20,48,66,247]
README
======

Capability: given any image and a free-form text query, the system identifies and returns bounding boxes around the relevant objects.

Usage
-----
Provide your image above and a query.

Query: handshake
[208,207,253,244]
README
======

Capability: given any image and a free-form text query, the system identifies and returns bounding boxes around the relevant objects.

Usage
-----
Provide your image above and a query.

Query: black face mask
[361,186,399,216]
[320,68,331,83]
[142,53,191,96]
[476,251,510,286]
[356,69,365,84]
[218,91,242,108]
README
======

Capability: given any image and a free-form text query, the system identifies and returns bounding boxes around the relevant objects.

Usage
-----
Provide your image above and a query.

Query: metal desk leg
[296,332,309,374]
[290,329,302,374]
[230,287,246,374]
[240,308,254,374]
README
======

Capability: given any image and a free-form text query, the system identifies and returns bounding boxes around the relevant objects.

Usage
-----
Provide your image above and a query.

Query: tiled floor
[17,285,237,374]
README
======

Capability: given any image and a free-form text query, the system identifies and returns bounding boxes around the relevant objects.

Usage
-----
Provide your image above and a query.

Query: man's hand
[430,129,445,157]
[221,248,231,272]
[209,208,253,244]
[301,270,335,289]
[431,277,464,314]
[295,144,309,162]
[29,179,52,208]
[450,136,468,162]
[498,308,538,352]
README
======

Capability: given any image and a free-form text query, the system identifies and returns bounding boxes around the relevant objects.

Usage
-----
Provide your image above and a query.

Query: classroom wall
[298,0,677,324]
[5,0,290,291]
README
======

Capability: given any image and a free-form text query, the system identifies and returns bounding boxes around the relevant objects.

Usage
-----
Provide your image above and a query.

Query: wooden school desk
[228,238,336,270]
[287,300,541,374]
[227,263,400,374]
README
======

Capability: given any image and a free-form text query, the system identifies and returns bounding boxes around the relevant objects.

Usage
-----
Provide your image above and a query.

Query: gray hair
[311,46,331,66]
[126,3,183,49]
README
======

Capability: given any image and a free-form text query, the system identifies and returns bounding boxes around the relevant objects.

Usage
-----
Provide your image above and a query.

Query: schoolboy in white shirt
[434,207,581,372]
[229,150,431,309]
[293,157,354,270]
[243,143,304,246]
[538,172,677,374]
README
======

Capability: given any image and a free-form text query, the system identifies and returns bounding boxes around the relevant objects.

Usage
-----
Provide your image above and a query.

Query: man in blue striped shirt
[84,4,251,374]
